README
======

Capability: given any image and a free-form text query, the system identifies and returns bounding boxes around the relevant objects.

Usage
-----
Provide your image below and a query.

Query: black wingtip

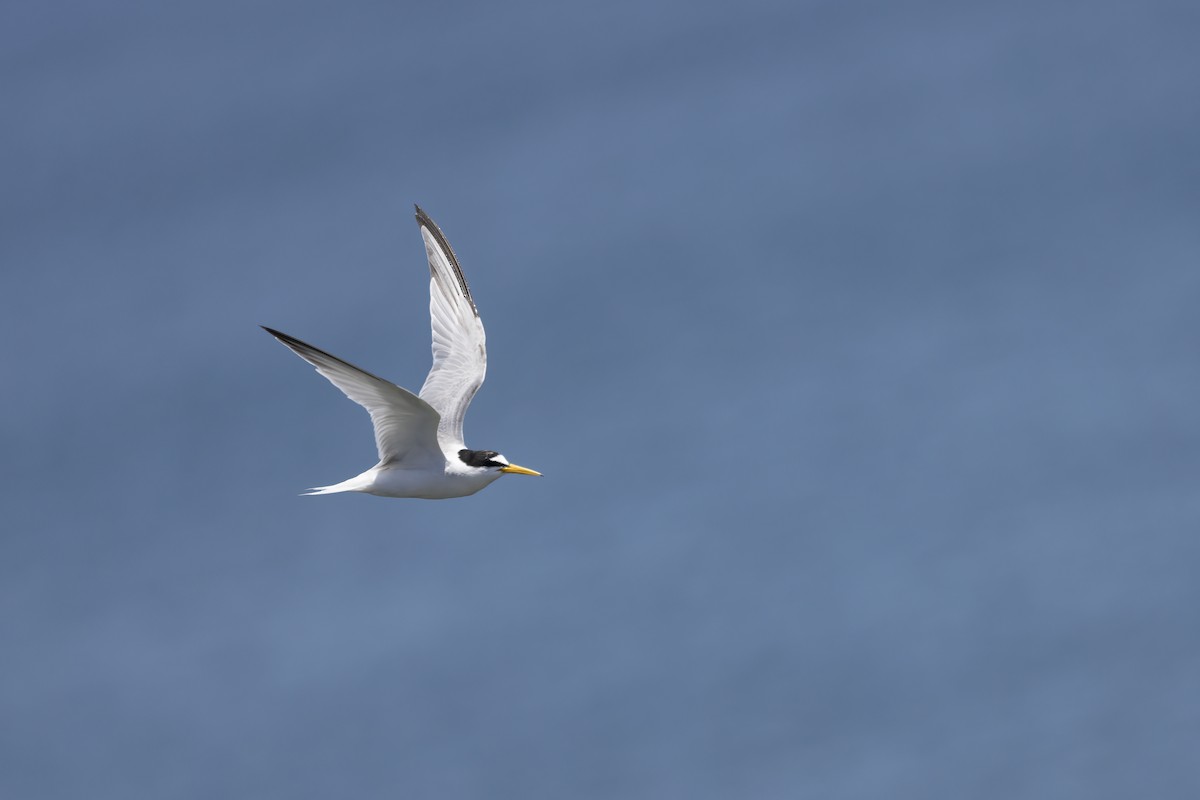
[258,325,396,386]
[261,326,304,349]
[410,204,476,314]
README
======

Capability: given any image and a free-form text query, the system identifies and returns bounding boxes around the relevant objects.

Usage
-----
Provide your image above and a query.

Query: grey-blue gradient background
[4,1,1199,797]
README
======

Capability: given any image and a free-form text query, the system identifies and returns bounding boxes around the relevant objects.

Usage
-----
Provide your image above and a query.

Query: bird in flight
[262,205,541,499]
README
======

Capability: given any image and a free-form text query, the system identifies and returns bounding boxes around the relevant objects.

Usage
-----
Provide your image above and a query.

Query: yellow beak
[500,463,542,477]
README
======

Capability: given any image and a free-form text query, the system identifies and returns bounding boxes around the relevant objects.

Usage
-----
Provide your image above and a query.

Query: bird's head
[458,449,541,477]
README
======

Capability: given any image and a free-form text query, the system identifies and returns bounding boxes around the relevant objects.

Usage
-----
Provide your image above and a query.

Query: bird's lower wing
[262,327,443,466]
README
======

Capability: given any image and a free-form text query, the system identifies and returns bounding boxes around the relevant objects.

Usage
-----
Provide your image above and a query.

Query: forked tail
[301,472,375,495]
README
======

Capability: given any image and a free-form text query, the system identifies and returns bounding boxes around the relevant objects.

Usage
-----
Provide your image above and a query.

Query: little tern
[262,205,541,499]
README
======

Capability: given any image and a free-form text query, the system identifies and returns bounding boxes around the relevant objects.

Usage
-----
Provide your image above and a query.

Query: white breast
[367,464,502,499]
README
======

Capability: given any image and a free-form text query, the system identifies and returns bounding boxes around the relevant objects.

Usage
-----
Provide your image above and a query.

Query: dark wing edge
[414,204,478,317]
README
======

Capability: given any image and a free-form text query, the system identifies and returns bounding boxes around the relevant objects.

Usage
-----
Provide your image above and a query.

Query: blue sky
[3,1,1200,797]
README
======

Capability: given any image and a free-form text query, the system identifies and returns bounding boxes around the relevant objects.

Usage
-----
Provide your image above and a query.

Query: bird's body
[299,458,505,500]
[262,206,540,499]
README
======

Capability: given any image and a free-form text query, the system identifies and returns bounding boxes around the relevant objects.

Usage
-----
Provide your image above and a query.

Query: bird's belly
[368,467,496,499]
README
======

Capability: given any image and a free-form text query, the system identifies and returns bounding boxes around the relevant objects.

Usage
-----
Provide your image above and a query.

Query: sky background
[4,1,1200,797]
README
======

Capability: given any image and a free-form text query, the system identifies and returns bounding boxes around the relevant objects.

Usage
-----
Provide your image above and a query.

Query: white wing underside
[262,328,444,468]
[414,206,487,454]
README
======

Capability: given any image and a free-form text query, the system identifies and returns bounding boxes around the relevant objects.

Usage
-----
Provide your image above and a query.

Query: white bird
[262,205,541,499]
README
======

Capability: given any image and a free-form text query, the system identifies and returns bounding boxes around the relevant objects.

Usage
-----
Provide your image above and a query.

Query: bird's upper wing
[413,205,487,452]
[262,327,444,467]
